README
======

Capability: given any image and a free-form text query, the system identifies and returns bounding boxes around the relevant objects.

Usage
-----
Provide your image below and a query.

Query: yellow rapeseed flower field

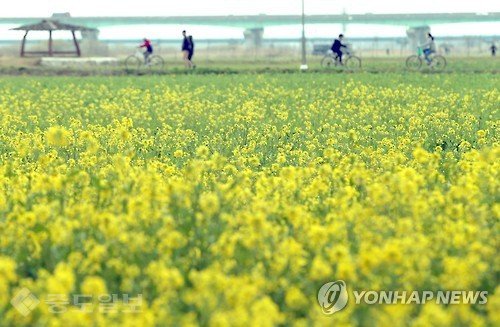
[0,74,498,326]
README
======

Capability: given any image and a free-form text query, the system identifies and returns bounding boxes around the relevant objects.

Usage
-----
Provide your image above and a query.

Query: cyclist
[139,38,153,64]
[420,33,436,65]
[331,34,348,64]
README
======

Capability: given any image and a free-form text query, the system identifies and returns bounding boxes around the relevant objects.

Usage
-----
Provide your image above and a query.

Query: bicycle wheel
[321,55,337,69]
[406,55,422,71]
[148,55,165,70]
[125,55,141,70]
[431,55,446,71]
[345,56,361,69]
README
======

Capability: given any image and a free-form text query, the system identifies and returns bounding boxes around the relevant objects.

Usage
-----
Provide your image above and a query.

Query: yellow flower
[285,286,308,310]
[81,276,108,296]
[174,149,184,158]
[309,256,333,281]
[0,257,17,283]
[117,126,131,141]
[196,145,209,157]
[199,192,220,217]
[412,303,452,327]
[476,130,486,138]
[413,146,429,164]
[47,263,75,294]
[46,126,71,147]
[250,296,284,326]
[0,72,497,326]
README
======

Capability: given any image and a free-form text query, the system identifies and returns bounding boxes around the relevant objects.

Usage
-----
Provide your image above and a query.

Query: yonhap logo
[11,288,40,316]
[317,280,348,315]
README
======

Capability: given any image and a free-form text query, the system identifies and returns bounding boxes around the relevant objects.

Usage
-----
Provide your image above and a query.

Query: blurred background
[0,0,498,62]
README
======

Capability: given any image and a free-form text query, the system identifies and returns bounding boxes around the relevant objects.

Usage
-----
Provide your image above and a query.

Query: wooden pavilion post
[72,30,81,57]
[48,30,53,56]
[20,31,28,57]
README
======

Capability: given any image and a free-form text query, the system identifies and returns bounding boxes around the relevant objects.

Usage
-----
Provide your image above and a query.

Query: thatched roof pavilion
[11,20,97,57]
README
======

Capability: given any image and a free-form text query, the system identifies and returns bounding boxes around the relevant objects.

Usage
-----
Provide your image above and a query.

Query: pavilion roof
[11,19,97,32]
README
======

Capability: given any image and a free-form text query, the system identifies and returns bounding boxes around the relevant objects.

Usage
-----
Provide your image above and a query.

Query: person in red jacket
[139,38,153,64]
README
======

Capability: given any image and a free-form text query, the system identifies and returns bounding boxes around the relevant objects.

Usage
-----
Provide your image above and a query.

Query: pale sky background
[1,0,499,40]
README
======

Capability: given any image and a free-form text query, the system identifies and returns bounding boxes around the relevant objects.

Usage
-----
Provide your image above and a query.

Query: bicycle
[125,48,165,70]
[406,47,446,71]
[321,49,362,70]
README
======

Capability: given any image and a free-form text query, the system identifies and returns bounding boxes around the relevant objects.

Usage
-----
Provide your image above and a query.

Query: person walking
[187,35,195,69]
[490,43,497,56]
[182,30,192,68]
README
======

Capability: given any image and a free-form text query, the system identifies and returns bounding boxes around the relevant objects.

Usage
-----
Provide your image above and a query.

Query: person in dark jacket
[182,30,191,68]
[187,35,196,68]
[331,34,347,64]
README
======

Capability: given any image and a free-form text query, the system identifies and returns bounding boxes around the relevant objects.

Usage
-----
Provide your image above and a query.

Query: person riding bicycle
[420,33,436,65]
[331,34,348,64]
[139,38,153,64]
